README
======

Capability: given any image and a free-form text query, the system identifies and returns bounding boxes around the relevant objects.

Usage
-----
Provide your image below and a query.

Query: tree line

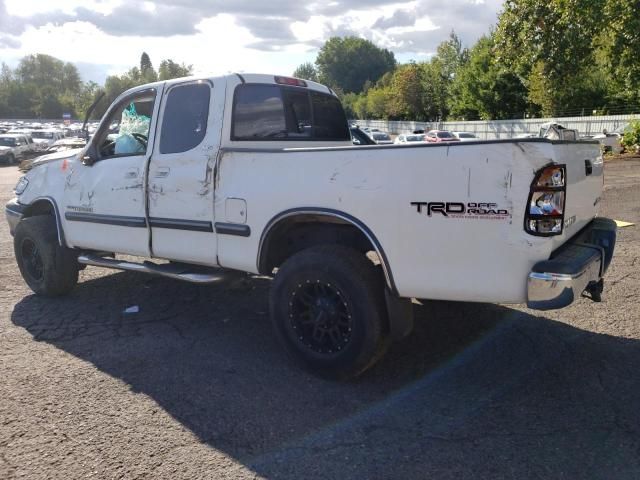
[2,0,637,122]
[294,0,640,121]
[0,52,192,120]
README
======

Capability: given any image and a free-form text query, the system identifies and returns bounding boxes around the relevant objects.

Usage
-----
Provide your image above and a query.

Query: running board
[77,253,228,284]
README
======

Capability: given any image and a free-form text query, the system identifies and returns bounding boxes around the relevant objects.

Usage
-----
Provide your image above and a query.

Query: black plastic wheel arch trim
[24,197,66,247]
[257,207,398,295]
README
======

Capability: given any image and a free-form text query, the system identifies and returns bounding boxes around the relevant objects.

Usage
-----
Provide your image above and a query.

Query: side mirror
[81,143,97,166]
[353,138,361,145]
[82,154,95,166]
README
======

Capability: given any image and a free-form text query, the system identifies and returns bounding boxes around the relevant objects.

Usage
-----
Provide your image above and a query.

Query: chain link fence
[351,114,638,139]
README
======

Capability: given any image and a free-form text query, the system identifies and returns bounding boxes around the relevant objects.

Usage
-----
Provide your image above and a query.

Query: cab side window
[96,89,156,159]
[231,84,350,141]
[160,83,211,154]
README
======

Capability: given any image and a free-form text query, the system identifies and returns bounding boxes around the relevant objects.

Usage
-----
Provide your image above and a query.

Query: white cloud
[0,0,502,83]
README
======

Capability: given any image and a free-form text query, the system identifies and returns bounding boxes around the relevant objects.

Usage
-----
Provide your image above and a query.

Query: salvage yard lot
[1,159,639,479]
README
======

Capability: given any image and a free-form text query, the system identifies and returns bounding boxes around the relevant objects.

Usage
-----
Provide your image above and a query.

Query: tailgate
[551,141,604,246]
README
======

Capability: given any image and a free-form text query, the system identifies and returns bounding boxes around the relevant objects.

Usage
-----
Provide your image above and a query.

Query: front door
[147,80,220,265]
[62,86,162,256]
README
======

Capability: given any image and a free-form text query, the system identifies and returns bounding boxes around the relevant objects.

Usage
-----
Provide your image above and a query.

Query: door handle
[154,167,170,178]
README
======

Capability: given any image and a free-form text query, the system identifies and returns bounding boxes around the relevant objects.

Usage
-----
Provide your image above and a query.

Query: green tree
[436,31,467,82]
[62,62,81,94]
[73,81,102,119]
[599,0,640,104]
[387,63,426,120]
[157,59,193,80]
[418,32,468,121]
[292,62,318,82]
[493,0,621,114]
[315,37,396,93]
[449,35,529,120]
[364,87,392,119]
[340,92,360,118]
[420,60,449,121]
[140,52,157,82]
[16,54,64,91]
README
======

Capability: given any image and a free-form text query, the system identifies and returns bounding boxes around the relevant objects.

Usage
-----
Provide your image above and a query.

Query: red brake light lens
[274,76,307,87]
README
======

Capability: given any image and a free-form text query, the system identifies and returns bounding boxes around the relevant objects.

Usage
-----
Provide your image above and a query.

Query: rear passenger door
[148,80,221,265]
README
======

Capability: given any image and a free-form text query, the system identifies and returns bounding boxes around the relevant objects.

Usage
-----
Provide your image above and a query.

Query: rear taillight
[525,165,566,236]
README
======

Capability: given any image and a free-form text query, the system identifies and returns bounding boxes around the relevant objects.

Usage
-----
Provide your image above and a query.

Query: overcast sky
[0,0,503,84]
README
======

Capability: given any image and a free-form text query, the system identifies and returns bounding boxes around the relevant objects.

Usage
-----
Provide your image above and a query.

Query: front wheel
[269,245,389,380]
[14,216,79,296]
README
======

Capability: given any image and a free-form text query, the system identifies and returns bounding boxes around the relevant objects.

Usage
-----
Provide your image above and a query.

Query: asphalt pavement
[1,159,639,479]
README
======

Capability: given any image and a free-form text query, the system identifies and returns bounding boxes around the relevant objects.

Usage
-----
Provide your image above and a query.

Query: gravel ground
[1,159,639,479]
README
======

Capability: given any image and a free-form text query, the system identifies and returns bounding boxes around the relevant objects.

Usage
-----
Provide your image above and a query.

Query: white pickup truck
[5,74,616,379]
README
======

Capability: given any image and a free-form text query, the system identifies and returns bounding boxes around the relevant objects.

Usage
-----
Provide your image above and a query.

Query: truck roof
[120,73,336,101]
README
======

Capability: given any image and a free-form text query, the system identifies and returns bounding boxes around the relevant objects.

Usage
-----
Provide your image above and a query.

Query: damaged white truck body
[5,74,616,378]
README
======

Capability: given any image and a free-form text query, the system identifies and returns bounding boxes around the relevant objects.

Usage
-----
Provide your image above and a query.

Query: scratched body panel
[214,139,602,303]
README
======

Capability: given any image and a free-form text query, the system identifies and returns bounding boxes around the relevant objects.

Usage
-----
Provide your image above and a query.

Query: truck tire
[14,216,79,296]
[5,153,15,165]
[270,245,389,380]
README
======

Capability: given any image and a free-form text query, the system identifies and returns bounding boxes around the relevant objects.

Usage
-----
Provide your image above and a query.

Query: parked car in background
[350,126,377,145]
[369,131,393,144]
[0,134,30,164]
[592,125,628,154]
[31,129,64,151]
[452,131,479,141]
[394,133,426,144]
[6,130,36,154]
[20,137,88,172]
[538,122,578,141]
[425,130,460,143]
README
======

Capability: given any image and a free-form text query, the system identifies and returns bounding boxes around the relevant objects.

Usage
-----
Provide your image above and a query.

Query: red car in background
[425,130,460,142]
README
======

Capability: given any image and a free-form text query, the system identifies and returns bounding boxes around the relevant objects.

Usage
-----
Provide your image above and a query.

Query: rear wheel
[270,245,389,380]
[14,216,78,296]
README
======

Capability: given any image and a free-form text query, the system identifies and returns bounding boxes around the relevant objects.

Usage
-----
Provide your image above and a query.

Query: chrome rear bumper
[527,218,617,310]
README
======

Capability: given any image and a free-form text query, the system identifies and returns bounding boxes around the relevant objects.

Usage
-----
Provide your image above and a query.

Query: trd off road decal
[411,202,510,220]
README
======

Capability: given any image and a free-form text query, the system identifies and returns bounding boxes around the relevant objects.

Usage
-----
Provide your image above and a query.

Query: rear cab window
[231,84,349,141]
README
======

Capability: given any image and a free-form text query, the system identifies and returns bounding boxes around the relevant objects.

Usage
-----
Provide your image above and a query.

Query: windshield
[458,133,476,138]
[0,137,17,146]
[373,133,390,141]
[32,131,54,139]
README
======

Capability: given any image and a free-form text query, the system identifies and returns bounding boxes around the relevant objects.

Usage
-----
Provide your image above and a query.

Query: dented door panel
[147,80,222,265]
[61,85,164,256]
